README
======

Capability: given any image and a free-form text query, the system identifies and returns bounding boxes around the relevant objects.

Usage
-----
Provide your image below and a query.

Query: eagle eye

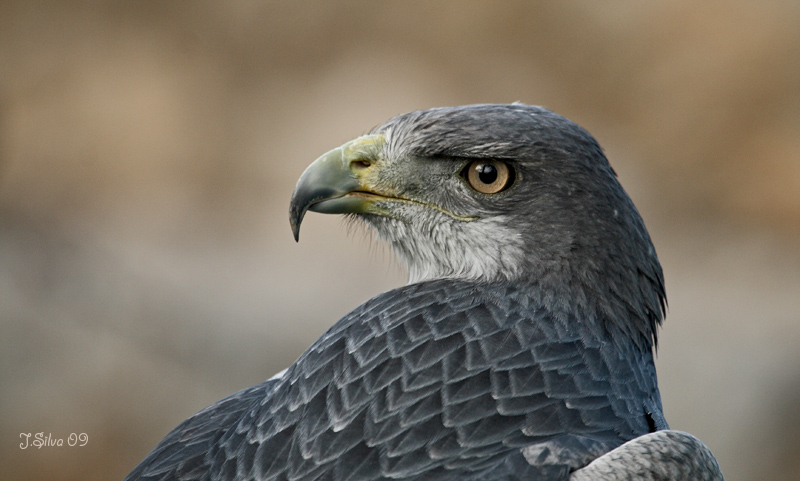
[463,160,514,194]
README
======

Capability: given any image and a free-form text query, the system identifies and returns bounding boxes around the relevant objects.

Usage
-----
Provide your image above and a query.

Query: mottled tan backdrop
[2,2,799,480]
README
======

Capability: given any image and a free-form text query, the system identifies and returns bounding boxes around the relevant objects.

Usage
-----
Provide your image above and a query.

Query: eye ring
[462,160,514,194]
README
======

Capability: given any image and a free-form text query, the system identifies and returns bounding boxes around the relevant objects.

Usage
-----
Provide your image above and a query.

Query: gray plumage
[569,431,724,480]
[126,104,723,480]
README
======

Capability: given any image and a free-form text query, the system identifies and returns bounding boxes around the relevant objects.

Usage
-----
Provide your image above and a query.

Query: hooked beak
[289,134,385,241]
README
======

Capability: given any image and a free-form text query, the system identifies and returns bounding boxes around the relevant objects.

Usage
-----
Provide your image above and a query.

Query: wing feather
[126,279,665,481]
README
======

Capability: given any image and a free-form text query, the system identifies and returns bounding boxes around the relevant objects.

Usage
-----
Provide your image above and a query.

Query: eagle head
[290,104,666,347]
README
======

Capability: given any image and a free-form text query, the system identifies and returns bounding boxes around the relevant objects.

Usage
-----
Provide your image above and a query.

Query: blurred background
[2,1,799,480]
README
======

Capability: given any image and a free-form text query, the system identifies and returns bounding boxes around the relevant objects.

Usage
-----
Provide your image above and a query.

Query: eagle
[125,104,723,480]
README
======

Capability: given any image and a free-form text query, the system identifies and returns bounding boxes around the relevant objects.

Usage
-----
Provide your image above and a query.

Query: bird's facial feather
[340,133,529,284]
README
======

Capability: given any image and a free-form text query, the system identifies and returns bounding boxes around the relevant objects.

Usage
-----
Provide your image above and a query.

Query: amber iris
[465,160,512,194]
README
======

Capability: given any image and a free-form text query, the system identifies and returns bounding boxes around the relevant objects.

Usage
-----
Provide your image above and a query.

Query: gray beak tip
[289,202,305,242]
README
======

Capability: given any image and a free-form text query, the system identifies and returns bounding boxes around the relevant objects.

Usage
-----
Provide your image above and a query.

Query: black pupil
[476,163,498,184]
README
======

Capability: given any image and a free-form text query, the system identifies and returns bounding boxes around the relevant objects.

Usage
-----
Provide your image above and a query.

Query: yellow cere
[342,134,385,162]
[341,134,390,194]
